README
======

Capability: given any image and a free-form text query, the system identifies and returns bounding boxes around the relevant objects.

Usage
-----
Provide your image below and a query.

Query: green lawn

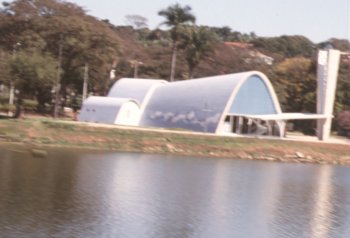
[0,118,349,165]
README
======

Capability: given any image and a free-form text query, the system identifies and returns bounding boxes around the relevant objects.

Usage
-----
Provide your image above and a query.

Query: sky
[69,0,350,43]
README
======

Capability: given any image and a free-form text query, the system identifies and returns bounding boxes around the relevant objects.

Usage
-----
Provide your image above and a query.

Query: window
[230,76,276,115]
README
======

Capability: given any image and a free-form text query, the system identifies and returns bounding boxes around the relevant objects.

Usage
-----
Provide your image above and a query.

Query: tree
[183,26,216,78]
[211,26,232,41]
[252,35,315,58]
[274,57,316,113]
[272,57,317,133]
[158,3,195,81]
[9,50,57,115]
[336,110,350,137]
[0,50,11,86]
[125,14,148,29]
[318,38,350,52]
[0,0,120,114]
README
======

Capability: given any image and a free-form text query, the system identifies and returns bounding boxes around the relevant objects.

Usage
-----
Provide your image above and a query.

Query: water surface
[1,150,350,237]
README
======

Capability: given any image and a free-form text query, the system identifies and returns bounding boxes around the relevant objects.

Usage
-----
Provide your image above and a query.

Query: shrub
[22,99,38,112]
[0,103,15,112]
[336,110,350,138]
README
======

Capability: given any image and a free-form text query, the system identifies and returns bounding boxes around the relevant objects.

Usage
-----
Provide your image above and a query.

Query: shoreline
[0,118,350,165]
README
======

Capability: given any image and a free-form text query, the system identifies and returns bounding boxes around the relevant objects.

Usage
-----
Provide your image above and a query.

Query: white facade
[79,78,166,126]
[78,96,140,126]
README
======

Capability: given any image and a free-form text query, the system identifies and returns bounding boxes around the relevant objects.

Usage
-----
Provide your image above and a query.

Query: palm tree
[183,26,216,79]
[158,3,195,81]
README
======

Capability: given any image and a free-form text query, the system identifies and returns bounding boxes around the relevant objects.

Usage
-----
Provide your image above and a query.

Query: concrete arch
[108,78,168,110]
[216,71,282,133]
[140,71,281,133]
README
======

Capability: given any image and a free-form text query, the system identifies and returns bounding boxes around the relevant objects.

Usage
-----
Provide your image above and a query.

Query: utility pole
[53,35,63,118]
[130,60,143,78]
[82,63,89,100]
[134,62,139,78]
[170,44,177,82]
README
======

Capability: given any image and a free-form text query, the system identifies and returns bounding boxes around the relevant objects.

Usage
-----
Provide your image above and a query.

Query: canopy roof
[227,113,331,121]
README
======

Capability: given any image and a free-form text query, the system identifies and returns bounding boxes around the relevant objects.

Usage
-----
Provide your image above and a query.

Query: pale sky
[69,0,349,43]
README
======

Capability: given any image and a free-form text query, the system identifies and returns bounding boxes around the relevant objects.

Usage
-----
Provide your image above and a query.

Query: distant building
[224,41,274,65]
[224,42,253,49]
[246,51,274,65]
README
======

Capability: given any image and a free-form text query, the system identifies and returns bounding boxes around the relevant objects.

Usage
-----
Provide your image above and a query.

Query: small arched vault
[78,96,141,126]
[139,71,282,133]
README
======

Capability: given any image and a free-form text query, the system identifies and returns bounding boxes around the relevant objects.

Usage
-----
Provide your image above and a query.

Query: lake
[1,149,350,238]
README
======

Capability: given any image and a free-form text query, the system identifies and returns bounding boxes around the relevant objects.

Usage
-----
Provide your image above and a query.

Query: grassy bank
[0,118,350,165]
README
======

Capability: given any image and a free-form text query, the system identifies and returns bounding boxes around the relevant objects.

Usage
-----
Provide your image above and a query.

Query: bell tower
[316,49,341,140]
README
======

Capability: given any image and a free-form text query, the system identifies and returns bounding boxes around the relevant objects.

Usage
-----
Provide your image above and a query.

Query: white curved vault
[139,71,282,133]
[108,78,167,110]
[78,96,141,126]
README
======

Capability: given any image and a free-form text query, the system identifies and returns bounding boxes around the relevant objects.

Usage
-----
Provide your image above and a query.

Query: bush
[0,103,15,112]
[22,99,38,112]
[336,110,350,138]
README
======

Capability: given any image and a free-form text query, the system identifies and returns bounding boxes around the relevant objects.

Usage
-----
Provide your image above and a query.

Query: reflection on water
[1,150,350,238]
[310,166,333,238]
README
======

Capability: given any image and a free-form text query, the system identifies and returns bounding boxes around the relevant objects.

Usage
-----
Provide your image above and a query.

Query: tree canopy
[0,0,120,113]
[252,35,315,58]
[182,26,216,78]
[158,3,196,81]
